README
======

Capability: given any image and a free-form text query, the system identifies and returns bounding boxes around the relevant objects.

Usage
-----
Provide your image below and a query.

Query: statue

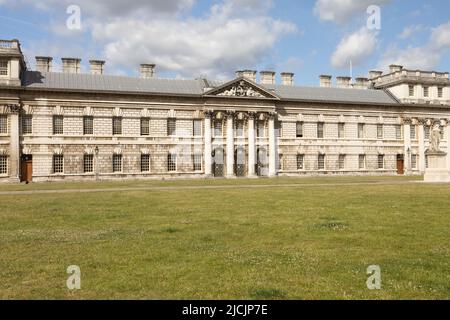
[217,81,264,98]
[429,123,442,152]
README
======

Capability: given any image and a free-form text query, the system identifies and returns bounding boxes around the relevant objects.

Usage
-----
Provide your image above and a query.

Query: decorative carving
[168,109,176,118]
[247,111,256,120]
[204,109,214,118]
[113,147,122,155]
[112,107,123,117]
[141,148,150,155]
[53,105,64,116]
[53,146,64,155]
[193,110,202,119]
[429,123,442,152]
[5,104,21,114]
[402,117,412,125]
[84,106,95,117]
[141,108,151,118]
[217,81,265,98]
[297,113,304,122]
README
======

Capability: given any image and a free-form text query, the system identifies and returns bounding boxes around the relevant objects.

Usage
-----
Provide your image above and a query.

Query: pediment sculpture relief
[217,81,265,98]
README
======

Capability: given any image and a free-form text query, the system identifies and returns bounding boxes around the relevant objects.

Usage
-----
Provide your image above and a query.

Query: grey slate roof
[22,71,398,105]
[264,84,398,105]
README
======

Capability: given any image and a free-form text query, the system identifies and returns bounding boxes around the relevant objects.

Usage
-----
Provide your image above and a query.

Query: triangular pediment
[204,77,279,99]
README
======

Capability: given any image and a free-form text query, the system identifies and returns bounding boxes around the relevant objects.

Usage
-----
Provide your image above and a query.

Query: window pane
[53,155,64,173]
[83,116,93,135]
[193,154,202,171]
[296,154,304,170]
[358,123,365,139]
[167,118,176,136]
[395,125,402,140]
[359,155,366,169]
[235,120,244,137]
[22,115,32,134]
[0,115,7,134]
[0,60,7,76]
[296,122,303,138]
[377,124,383,139]
[0,155,7,174]
[317,123,324,138]
[318,155,325,170]
[193,120,202,137]
[338,123,345,138]
[168,153,177,171]
[141,154,150,172]
[113,117,122,135]
[84,154,93,173]
[141,118,150,136]
[53,116,64,135]
[378,155,384,169]
[214,120,223,137]
[339,155,345,170]
[410,125,416,140]
[113,154,122,172]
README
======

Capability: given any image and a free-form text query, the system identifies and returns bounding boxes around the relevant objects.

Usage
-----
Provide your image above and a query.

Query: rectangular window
[22,115,32,134]
[338,123,345,138]
[167,118,176,136]
[53,116,64,135]
[214,120,223,137]
[83,154,94,173]
[53,155,64,174]
[409,85,415,97]
[112,154,122,172]
[423,86,429,97]
[425,155,429,169]
[378,155,385,169]
[193,154,202,171]
[410,125,417,140]
[193,119,202,137]
[140,118,150,136]
[359,155,366,169]
[112,117,122,135]
[425,126,430,140]
[317,123,324,139]
[318,154,325,170]
[0,115,7,134]
[168,153,177,172]
[141,154,150,172]
[358,123,365,139]
[411,154,418,169]
[296,154,304,170]
[0,60,7,76]
[0,155,7,174]
[83,116,93,135]
[377,124,383,139]
[438,87,443,98]
[257,121,265,138]
[296,122,303,138]
[278,154,283,171]
[395,125,402,140]
[235,120,244,137]
[338,154,346,170]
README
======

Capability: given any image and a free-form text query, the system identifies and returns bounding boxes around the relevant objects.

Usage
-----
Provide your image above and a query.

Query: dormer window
[0,60,8,76]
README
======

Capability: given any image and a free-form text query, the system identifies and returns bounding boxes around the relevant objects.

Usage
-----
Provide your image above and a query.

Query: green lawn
[1,176,449,299]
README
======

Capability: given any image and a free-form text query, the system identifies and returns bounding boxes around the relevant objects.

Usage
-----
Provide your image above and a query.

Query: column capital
[3,104,21,114]
[267,111,277,120]
[204,109,214,118]
[402,117,412,125]
[226,110,236,118]
[417,118,427,125]
[247,111,257,120]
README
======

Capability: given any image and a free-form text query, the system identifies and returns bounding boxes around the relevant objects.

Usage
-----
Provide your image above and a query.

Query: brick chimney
[242,70,257,82]
[260,71,276,85]
[369,70,383,79]
[319,75,332,88]
[89,60,105,75]
[336,76,352,88]
[140,64,156,79]
[389,64,403,73]
[61,58,81,74]
[281,72,294,86]
[35,56,53,73]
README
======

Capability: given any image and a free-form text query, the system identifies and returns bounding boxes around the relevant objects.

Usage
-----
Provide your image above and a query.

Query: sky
[1,0,450,85]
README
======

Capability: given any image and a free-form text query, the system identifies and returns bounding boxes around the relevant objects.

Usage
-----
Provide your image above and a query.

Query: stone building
[0,39,449,183]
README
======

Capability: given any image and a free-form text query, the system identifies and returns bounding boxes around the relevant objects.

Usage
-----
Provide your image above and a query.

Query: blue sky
[1,0,450,85]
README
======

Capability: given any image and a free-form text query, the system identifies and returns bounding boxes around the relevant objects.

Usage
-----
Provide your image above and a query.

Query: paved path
[0,180,422,195]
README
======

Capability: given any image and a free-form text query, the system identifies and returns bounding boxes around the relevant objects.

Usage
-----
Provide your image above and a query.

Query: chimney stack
[140,64,155,79]
[260,71,276,85]
[336,76,352,88]
[235,70,244,78]
[319,75,332,88]
[61,58,81,74]
[242,70,257,82]
[35,56,53,73]
[355,77,370,89]
[389,64,403,73]
[89,60,105,75]
[281,72,294,86]
[369,70,383,79]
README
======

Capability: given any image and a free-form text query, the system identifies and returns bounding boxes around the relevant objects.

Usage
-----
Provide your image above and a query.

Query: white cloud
[314,0,390,24]
[89,0,297,78]
[331,27,378,68]
[398,25,425,40]
[379,21,450,70]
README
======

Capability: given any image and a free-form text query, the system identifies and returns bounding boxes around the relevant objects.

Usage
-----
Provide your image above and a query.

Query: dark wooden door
[397,155,404,175]
[21,155,33,182]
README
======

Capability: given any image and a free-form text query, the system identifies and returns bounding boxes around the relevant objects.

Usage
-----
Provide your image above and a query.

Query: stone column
[403,118,411,174]
[268,112,277,177]
[204,111,212,176]
[226,111,235,178]
[247,112,256,177]
[8,105,21,182]
[417,119,426,173]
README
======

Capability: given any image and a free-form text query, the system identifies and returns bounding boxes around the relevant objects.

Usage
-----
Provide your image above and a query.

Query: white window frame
[83,116,94,135]
[167,118,177,137]
[83,154,94,173]
[0,115,7,134]
[141,118,150,136]
[0,155,7,175]
[0,60,8,76]
[141,154,150,172]
[112,117,122,135]
[168,153,177,172]
[53,155,64,174]
[112,154,123,173]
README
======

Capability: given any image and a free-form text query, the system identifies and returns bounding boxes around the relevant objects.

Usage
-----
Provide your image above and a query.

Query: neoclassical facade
[1,39,450,183]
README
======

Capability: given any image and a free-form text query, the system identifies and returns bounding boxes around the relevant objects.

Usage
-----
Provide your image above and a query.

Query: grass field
[1,176,449,300]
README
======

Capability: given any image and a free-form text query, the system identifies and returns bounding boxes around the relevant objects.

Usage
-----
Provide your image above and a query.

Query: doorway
[212,147,224,177]
[21,154,33,183]
[396,154,404,175]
